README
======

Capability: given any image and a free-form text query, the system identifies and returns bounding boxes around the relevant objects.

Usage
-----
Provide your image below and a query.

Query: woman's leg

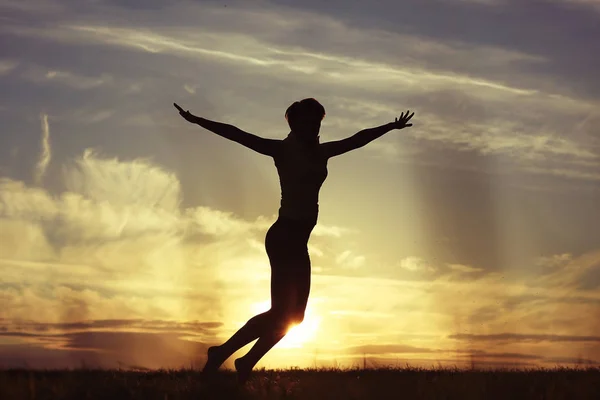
[203,260,301,373]
[203,220,287,373]
[202,310,274,373]
[203,218,312,380]
[235,249,311,383]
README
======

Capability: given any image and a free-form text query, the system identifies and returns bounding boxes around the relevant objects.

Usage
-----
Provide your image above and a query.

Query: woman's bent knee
[283,310,305,327]
[271,308,305,329]
[290,309,305,324]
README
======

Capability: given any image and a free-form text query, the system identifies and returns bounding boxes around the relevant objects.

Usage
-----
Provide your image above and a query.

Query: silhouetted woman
[174,99,414,383]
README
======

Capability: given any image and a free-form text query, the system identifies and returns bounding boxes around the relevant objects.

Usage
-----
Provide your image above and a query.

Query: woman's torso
[273,133,328,226]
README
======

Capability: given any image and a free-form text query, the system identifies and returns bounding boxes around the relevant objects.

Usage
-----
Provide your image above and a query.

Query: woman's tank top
[274,132,328,225]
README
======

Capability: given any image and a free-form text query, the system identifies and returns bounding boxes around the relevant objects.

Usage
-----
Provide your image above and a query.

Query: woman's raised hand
[174,103,198,123]
[391,110,414,130]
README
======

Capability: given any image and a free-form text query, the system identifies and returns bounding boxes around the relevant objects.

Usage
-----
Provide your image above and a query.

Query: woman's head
[285,98,326,143]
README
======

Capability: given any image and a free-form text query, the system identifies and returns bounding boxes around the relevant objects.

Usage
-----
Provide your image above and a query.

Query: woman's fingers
[392,110,415,129]
[397,110,414,123]
[173,103,185,113]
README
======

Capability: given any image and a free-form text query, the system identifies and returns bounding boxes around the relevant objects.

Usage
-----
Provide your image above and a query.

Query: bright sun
[251,301,321,349]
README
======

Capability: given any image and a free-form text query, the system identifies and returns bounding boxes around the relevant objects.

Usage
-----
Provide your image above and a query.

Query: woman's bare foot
[234,357,252,385]
[202,346,227,374]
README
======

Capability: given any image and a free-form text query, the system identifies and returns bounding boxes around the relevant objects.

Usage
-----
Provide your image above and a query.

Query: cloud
[0,330,213,370]
[183,84,195,94]
[535,253,572,269]
[456,351,542,361]
[1,148,357,326]
[447,264,483,273]
[26,21,542,100]
[33,113,51,185]
[63,149,181,210]
[0,180,55,217]
[0,318,221,335]
[449,333,600,343]
[2,0,598,184]
[575,111,600,141]
[452,0,501,4]
[0,151,241,331]
[184,207,266,237]
[345,344,434,355]
[544,356,599,365]
[335,250,365,269]
[399,256,436,273]
[0,0,64,14]
[312,224,357,237]
[20,66,112,90]
[0,219,56,261]
[0,59,18,75]
[537,250,600,290]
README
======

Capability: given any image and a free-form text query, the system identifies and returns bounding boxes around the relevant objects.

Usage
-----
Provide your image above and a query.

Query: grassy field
[1,366,599,400]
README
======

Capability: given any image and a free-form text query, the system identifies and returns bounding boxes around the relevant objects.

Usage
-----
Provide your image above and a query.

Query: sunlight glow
[279,314,321,349]
[251,300,322,349]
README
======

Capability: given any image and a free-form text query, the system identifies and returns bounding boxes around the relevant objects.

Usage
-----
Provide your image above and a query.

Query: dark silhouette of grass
[1,366,599,399]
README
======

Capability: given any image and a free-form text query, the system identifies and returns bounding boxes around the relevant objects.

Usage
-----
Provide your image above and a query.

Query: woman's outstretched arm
[174,103,280,157]
[321,110,414,159]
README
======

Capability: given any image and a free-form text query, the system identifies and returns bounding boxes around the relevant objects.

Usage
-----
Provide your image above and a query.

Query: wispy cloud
[20,66,111,90]
[449,333,600,343]
[33,112,51,185]
[447,264,484,273]
[2,2,598,180]
[0,59,18,75]
[0,318,222,335]
[335,250,366,269]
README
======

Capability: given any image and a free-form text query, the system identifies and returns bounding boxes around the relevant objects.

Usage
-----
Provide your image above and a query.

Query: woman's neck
[289,131,320,146]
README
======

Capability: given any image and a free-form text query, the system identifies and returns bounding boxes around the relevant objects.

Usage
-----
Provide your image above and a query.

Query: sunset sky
[1,0,600,371]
